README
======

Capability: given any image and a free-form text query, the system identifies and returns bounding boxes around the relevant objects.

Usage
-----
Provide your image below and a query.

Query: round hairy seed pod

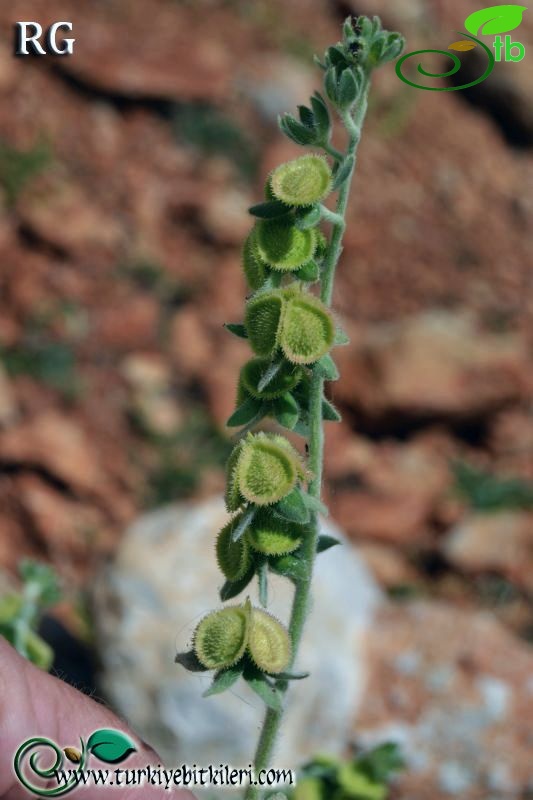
[247,608,291,674]
[242,231,268,291]
[247,511,302,556]
[255,219,316,272]
[216,515,252,581]
[225,441,245,512]
[194,605,249,670]
[266,432,308,480]
[270,154,333,207]
[236,433,299,506]
[240,357,302,400]
[244,291,284,357]
[280,291,334,364]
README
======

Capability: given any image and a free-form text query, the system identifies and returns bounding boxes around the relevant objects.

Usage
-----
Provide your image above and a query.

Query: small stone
[438,761,474,794]
[121,353,182,436]
[475,675,511,722]
[443,511,533,593]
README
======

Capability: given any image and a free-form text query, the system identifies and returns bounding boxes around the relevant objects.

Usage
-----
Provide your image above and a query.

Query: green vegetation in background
[265,743,404,800]
[1,300,86,400]
[0,139,51,206]
[452,460,533,512]
[1,340,81,400]
[117,259,191,308]
[172,103,258,180]
[142,410,231,506]
[0,560,61,670]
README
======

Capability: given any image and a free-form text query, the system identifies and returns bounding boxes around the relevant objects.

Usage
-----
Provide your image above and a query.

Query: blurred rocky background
[0,0,532,798]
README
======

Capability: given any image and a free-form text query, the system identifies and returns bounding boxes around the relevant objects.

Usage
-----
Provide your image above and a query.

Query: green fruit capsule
[240,357,302,400]
[280,292,334,364]
[247,511,302,556]
[247,608,291,674]
[255,219,316,272]
[236,432,300,506]
[244,291,284,357]
[216,515,252,581]
[266,432,308,480]
[242,231,268,291]
[270,154,333,207]
[194,605,250,670]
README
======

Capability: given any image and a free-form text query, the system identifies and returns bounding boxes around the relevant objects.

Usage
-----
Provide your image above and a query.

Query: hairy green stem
[245,77,371,800]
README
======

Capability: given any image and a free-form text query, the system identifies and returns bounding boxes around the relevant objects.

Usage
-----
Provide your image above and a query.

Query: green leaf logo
[465,4,527,36]
[86,729,136,764]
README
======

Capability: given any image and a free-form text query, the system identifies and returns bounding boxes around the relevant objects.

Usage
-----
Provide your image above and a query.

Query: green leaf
[317,534,341,553]
[203,662,243,697]
[299,490,328,516]
[231,506,256,542]
[257,360,283,393]
[338,68,358,109]
[249,201,292,220]
[313,353,339,381]
[310,92,331,140]
[452,460,533,511]
[86,729,137,765]
[226,397,264,428]
[220,568,255,601]
[175,650,210,672]
[269,553,310,583]
[258,559,269,608]
[279,114,317,146]
[225,323,248,339]
[272,488,311,524]
[322,397,342,422]
[272,393,300,430]
[18,560,61,607]
[298,104,315,129]
[381,32,405,62]
[465,4,527,36]
[327,45,349,68]
[334,326,350,345]
[332,154,355,190]
[292,419,310,438]
[294,205,322,231]
[294,259,320,283]
[370,36,386,65]
[357,741,406,783]
[275,670,310,680]
[243,664,282,711]
[324,66,339,104]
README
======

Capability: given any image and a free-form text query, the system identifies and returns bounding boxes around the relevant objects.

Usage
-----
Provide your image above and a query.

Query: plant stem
[245,77,371,800]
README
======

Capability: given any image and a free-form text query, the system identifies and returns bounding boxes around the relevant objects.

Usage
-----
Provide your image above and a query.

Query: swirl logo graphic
[396,4,527,91]
[13,729,136,796]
